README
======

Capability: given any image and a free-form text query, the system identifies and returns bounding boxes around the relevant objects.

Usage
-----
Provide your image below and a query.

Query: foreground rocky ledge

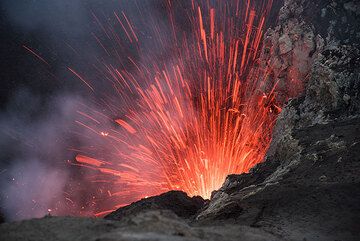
[0,214,279,241]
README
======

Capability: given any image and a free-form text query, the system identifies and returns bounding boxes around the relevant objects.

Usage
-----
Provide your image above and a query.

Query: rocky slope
[1,0,359,240]
[194,1,360,240]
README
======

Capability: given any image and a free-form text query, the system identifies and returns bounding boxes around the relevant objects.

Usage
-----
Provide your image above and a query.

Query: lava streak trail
[69,0,289,216]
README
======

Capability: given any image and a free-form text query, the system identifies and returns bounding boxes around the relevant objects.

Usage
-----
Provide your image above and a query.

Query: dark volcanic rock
[197,117,360,239]
[105,191,205,221]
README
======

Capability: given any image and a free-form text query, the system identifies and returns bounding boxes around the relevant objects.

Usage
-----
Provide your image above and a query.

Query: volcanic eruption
[61,0,304,216]
[1,0,359,240]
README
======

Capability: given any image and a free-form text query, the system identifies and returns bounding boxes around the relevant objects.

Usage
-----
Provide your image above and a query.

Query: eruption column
[68,0,298,216]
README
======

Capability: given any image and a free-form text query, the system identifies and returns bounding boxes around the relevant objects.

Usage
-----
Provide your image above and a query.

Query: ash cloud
[0,0,123,221]
[1,160,67,221]
[0,0,97,219]
[0,90,84,221]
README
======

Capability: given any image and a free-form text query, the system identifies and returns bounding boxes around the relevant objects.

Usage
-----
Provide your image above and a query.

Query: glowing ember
[66,0,300,216]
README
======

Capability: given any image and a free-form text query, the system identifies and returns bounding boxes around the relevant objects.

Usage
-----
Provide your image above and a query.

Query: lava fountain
[66,0,298,216]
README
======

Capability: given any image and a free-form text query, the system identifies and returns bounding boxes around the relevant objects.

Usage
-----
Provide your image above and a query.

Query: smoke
[0,0,103,221]
[0,0,171,221]
[1,160,67,221]
[0,89,86,221]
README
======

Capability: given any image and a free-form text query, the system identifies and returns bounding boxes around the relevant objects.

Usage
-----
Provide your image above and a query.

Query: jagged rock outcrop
[261,0,325,101]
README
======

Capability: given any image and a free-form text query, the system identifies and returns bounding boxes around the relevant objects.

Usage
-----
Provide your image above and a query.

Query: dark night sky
[0,1,78,99]
[0,0,170,107]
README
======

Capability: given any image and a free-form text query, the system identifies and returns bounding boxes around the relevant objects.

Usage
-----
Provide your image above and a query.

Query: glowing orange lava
[68,0,293,216]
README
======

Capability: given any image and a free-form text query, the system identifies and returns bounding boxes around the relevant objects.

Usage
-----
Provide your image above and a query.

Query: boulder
[105,191,205,221]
